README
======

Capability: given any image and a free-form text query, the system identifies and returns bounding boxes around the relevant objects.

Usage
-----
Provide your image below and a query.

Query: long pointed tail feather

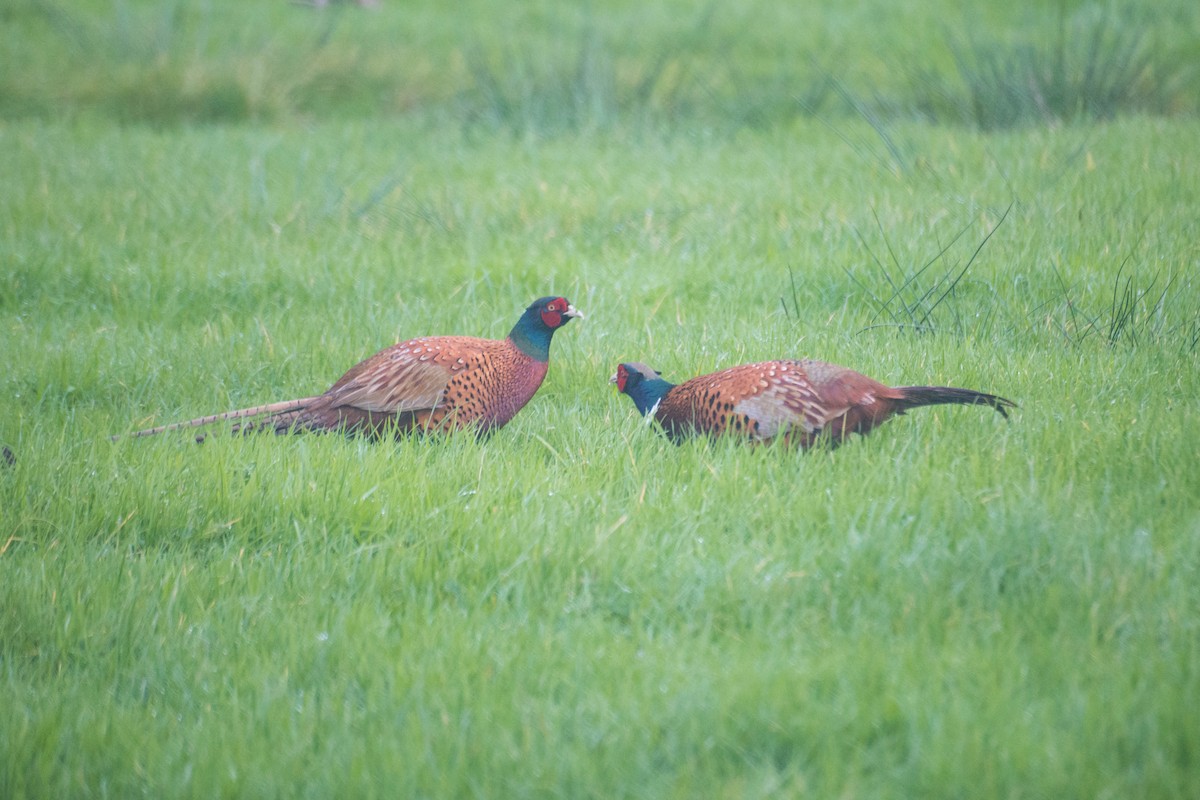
[895,386,1017,419]
[112,397,321,441]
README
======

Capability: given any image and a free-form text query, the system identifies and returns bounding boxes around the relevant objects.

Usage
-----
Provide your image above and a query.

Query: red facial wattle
[541,298,568,328]
[616,366,628,392]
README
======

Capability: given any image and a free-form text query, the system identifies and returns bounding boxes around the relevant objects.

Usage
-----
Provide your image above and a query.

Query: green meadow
[3,1,1199,797]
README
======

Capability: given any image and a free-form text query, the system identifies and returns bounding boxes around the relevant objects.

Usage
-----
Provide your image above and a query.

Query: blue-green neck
[628,378,675,416]
[508,316,554,362]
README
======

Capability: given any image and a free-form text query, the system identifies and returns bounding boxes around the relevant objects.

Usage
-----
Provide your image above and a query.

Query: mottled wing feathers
[323,336,485,413]
[298,335,548,436]
[657,360,897,444]
[732,361,859,435]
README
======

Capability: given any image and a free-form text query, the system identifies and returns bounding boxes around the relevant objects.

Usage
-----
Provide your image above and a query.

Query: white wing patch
[733,367,853,436]
[734,395,813,436]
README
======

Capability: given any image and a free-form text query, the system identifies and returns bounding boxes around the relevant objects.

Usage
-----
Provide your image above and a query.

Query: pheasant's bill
[565,304,585,320]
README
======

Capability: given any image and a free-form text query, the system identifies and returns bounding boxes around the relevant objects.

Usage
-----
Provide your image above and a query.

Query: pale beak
[565,304,585,320]
[608,371,618,384]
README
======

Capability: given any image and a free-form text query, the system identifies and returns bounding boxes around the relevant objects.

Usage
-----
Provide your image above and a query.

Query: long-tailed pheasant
[612,359,1014,448]
[118,296,583,441]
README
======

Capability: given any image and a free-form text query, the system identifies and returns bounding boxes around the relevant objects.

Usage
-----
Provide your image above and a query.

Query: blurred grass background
[3,0,1198,128]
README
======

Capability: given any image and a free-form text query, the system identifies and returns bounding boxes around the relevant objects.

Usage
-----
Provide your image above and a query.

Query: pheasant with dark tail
[612,359,1014,448]
[116,296,583,441]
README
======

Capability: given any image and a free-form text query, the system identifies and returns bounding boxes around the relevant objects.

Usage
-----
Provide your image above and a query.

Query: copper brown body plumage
[118,296,582,441]
[612,359,1014,448]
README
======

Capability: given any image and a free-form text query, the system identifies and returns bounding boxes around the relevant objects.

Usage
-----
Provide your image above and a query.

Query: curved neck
[508,321,553,362]
[628,378,674,416]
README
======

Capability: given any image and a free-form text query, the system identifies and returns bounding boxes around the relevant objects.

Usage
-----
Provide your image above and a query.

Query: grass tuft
[1046,259,1192,350]
[844,204,1012,337]
[459,28,629,136]
[915,4,1193,129]
[453,6,826,136]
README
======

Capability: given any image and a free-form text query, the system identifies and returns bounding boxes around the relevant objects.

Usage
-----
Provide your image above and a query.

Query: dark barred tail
[113,397,321,441]
[895,386,1017,418]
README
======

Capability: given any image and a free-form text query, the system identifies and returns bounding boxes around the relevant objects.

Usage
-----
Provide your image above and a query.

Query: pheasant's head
[611,362,673,417]
[509,296,584,361]
[533,296,584,330]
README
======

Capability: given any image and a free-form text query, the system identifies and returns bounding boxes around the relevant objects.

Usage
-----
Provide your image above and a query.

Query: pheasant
[612,359,1014,448]
[118,296,583,441]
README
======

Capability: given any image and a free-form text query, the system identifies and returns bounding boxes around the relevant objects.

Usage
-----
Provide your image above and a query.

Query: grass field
[3,1,1200,798]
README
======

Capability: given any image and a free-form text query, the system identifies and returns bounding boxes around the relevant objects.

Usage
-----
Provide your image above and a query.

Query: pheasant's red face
[615,364,630,393]
[540,297,578,328]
